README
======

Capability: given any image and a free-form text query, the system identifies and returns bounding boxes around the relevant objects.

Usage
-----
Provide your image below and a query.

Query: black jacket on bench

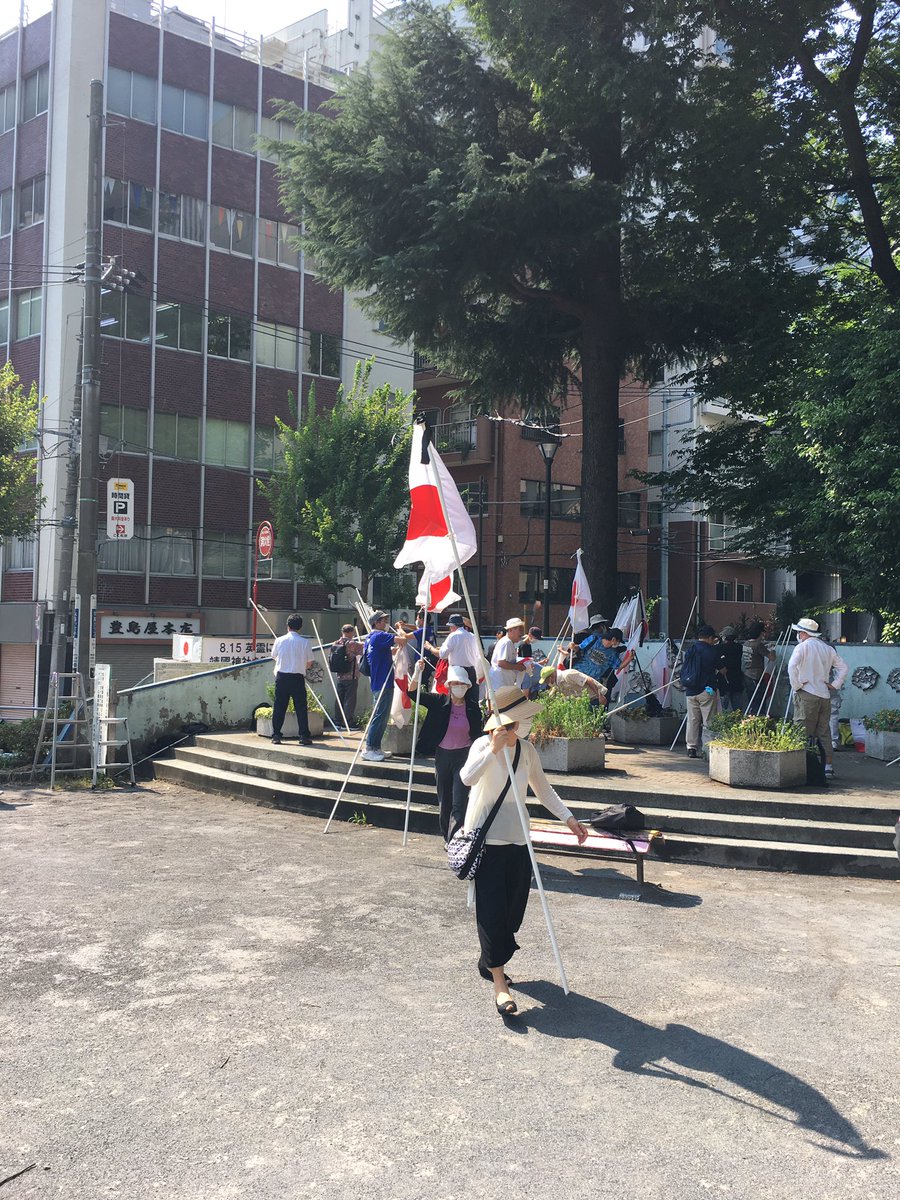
[411,688,484,757]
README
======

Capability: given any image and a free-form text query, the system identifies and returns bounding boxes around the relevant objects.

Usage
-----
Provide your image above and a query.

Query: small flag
[568,549,592,634]
[394,421,477,579]
[415,570,461,614]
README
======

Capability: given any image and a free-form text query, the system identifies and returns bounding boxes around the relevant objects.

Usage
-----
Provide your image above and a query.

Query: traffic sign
[256,520,274,559]
[107,478,134,540]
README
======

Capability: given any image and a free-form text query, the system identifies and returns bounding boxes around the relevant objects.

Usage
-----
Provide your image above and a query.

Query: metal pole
[75,79,104,695]
[401,592,429,846]
[48,325,83,687]
[543,453,552,637]
[312,618,349,732]
[477,474,485,632]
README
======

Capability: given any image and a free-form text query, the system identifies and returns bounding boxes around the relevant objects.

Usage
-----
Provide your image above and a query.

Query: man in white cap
[787,618,848,777]
[490,617,529,690]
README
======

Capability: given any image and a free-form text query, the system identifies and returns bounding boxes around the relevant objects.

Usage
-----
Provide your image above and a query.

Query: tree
[272,2,814,613]
[0,362,41,538]
[261,364,413,601]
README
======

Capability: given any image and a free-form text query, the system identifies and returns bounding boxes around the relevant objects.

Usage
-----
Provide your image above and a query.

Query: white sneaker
[361,749,385,762]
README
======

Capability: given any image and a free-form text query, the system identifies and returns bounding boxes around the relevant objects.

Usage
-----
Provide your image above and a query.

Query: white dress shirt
[271,631,313,675]
[787,637,848,699]
[490,635,520,689]
[460,735,572,845]
[439,627,483,676]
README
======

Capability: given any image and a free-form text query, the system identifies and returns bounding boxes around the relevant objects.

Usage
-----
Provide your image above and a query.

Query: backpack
[679,642,701,693]
[329,641,352,674]
[589,804,645,833]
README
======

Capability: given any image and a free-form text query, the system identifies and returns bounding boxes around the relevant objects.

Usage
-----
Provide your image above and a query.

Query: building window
[4,536,35,570]
[155,300,202,353]
[15,288,41,340]
[101,291,151,342]
[212,102,256,152]
[647,499,662,527]
[205,417,250,468]
[256,320,298,372]
[458,481,488,516]
[207,312,251,362]
[98,527,146,573]
[277,221,300,268]
[152,412,200,460]
[304,331,341,377]
[618,418,625,454]
[0,187,12,236]
[106,67,157,124]
[253,425,286,473]
[20,66,49,123]
[149,526,196,575]
[99,405,148,454]
[519,479,582,521]
[180,195,206,243]
[161,83,208,139]
[736,582,753,602]
[463,564,487,612]
[258,113,300,161]
[202,530,246,578]
[210,204,255,255]
[617,572,641,596]
[715,580,733,602]
[648,430,664,457]
[102,177,153,230]
[708,510,742,552]
[17,176,45,228]
[617,490,642,528]
[0,83,16,133]
[518,565,575,606]
[0,297,8,344]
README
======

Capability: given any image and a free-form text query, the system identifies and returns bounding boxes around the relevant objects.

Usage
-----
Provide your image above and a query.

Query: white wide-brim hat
[791,618,821,636]
[505,617,525,631]
[484,686,542,731]
[447,665,471,687]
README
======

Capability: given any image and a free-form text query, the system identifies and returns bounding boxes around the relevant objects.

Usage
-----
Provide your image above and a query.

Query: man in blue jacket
[683,625,723,758]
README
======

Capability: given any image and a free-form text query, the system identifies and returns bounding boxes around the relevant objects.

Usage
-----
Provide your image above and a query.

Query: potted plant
[863,710,900,761]
[381,702,428,757]
[708,715,807,789]
[530,692,606,773]
[254,686,325,739]
[609,701,682,746]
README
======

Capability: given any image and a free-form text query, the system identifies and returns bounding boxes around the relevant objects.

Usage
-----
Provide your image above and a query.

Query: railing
[433,418,477,454]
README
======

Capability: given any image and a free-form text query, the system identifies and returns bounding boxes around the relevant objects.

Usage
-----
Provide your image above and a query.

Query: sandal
[495,995,518,1016]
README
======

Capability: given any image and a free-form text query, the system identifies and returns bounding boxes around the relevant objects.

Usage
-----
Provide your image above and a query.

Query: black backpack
[679,643,701,693]
[590,804,646,833]
[329,641,352,674]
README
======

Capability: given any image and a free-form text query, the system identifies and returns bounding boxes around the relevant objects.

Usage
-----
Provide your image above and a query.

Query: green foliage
[862,709,900,733]
[613,702,676,722]
[710,716,807,752]
[349,811,369,825]
[880,617,900,644]
[0,717,42,766]
[531,691,605,744]
[707,709,745,738]
[0,362,41,538]
[261,363,413,598]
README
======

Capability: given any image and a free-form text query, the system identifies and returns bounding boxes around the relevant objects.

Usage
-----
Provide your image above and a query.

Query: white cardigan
[460,735,573,846]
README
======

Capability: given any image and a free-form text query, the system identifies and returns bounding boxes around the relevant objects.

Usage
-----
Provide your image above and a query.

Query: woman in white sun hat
[460,686,588,1017]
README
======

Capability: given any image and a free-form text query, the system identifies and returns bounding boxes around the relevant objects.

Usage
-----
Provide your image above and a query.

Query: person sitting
[408,662,484,840]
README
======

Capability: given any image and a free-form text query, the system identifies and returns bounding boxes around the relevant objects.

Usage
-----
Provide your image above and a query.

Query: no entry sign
[256,520,274,559]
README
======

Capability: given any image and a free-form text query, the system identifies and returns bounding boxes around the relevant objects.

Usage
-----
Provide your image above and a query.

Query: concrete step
[658,831,899,880]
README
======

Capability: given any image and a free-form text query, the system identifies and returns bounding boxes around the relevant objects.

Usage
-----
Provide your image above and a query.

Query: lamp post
[537,432,561,637]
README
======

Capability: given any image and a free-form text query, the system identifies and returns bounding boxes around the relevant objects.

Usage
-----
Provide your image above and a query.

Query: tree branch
[841,1,876,95]
[506,274,590,321]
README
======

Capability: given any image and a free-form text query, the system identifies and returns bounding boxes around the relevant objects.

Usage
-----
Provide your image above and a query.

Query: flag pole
[426,447,571,994]
[667,594,699,751]
[401,587,430,847]
[323,668,394,833]
[312,618,350,734]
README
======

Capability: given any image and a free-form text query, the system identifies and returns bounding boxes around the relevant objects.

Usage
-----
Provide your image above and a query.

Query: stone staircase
[153,732,900,880]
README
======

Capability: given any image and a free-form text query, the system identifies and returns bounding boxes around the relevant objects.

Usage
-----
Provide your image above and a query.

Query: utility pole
[74,78,104,692]
[47,331,82,688]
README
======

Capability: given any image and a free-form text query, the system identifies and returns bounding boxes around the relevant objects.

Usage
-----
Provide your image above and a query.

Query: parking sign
[107,478,134,540]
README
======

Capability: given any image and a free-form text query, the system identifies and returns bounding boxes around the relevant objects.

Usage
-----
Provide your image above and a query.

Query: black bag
[806,738,827,785]
[446,744,521,879]
[359,637,372,677]
[329,642,352,674]
[589,803,645,833]
[679,643,701,693]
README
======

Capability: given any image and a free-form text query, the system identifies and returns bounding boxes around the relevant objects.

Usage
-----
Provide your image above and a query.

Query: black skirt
[474,843,532,968]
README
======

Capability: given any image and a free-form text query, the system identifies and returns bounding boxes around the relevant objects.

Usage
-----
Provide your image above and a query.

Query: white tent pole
[426,447,570,994]
[322,667,393,833]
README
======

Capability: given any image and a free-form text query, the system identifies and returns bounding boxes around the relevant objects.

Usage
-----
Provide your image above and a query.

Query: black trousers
[433,745,470,841]
[272,671,310,738]
[475,843,532,969]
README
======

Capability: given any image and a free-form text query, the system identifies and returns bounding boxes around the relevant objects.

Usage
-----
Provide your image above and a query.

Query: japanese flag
[568,549,592,633]
[394,421,477,579]
[415,570,461,614]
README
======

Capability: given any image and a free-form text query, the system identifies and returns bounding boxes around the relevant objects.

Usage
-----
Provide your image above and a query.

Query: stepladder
[30,672,92,787]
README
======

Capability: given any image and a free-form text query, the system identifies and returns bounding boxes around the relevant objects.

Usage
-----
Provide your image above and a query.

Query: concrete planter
[864,729,900,761]
[382,721,415,757]
[534,735,605,774]
[610,713,682,746]
[708,744,806,789]
[256,711,325,739]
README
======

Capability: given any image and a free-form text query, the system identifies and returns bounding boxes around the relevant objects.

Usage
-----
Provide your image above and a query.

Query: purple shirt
[439,702,473,751]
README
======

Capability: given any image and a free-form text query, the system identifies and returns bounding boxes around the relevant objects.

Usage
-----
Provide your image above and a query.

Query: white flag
[394,422,477,579]
[568,549,592,633]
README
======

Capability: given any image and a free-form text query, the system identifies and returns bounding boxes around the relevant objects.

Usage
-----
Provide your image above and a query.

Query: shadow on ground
[510,981,887,1162]
[537,864,703,908]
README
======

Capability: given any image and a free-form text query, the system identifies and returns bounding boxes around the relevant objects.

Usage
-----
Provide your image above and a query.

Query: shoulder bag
[446,742,521,881]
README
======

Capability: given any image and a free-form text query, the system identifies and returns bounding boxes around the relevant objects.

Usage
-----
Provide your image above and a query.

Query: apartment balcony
[413,352,459,386]
[432,413,494,465]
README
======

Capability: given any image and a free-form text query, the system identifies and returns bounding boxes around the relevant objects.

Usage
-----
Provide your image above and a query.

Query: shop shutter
[0,643,36,721]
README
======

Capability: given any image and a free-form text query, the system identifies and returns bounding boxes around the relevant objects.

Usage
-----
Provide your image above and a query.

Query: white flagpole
[323,668,394,833]
[764,626,793,718]
[426,448,571,994]
[401,588,430,847]
[312,618,350,734]
[668,594,700,752]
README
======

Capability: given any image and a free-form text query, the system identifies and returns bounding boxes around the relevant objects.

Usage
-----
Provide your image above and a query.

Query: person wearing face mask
[460,686,589,1017]
[407,662,484,841]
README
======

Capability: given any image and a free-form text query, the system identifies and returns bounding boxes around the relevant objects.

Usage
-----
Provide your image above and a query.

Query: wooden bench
[530,822,662,886]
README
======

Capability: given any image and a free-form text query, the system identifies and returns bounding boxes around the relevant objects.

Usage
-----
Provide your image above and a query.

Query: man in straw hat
[489,617,529,691]
[459,686,588,1017]
[787,618,848,778]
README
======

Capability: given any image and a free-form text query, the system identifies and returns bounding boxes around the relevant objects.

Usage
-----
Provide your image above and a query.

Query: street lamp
[537,431,561,637]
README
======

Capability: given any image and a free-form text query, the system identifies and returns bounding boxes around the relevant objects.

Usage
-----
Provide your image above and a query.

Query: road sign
[256,520,274,559]
[107,478,134,540]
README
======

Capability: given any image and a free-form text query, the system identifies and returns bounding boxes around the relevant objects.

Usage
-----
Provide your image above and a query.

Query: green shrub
[614,703,678,723]
[0,717,43,765]
[707,709,744,737]
[862,709,900,733]
[710,715,807,752]
[531,692,605,746]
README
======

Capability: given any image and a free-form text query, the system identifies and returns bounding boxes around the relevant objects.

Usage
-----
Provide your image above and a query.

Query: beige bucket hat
[484,685,542,731]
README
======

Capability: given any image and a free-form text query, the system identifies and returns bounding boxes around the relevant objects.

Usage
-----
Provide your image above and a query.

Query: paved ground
[1,781,898,1199]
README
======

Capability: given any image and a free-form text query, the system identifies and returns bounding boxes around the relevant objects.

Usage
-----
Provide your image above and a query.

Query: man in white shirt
[439,613,484,687]
[490,617,529,691]
[787,617,849,777]
[270,613,315,746]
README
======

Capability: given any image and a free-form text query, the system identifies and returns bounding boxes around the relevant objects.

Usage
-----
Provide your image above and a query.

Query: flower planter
[864,730,900,761]
[534,735,605,774]
[708,744,806,789]
[256,712,325,739]
[382,721,415,757]
[610,713,682,746]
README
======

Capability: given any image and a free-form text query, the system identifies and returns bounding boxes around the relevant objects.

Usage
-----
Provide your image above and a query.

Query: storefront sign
[98,613,202,643]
